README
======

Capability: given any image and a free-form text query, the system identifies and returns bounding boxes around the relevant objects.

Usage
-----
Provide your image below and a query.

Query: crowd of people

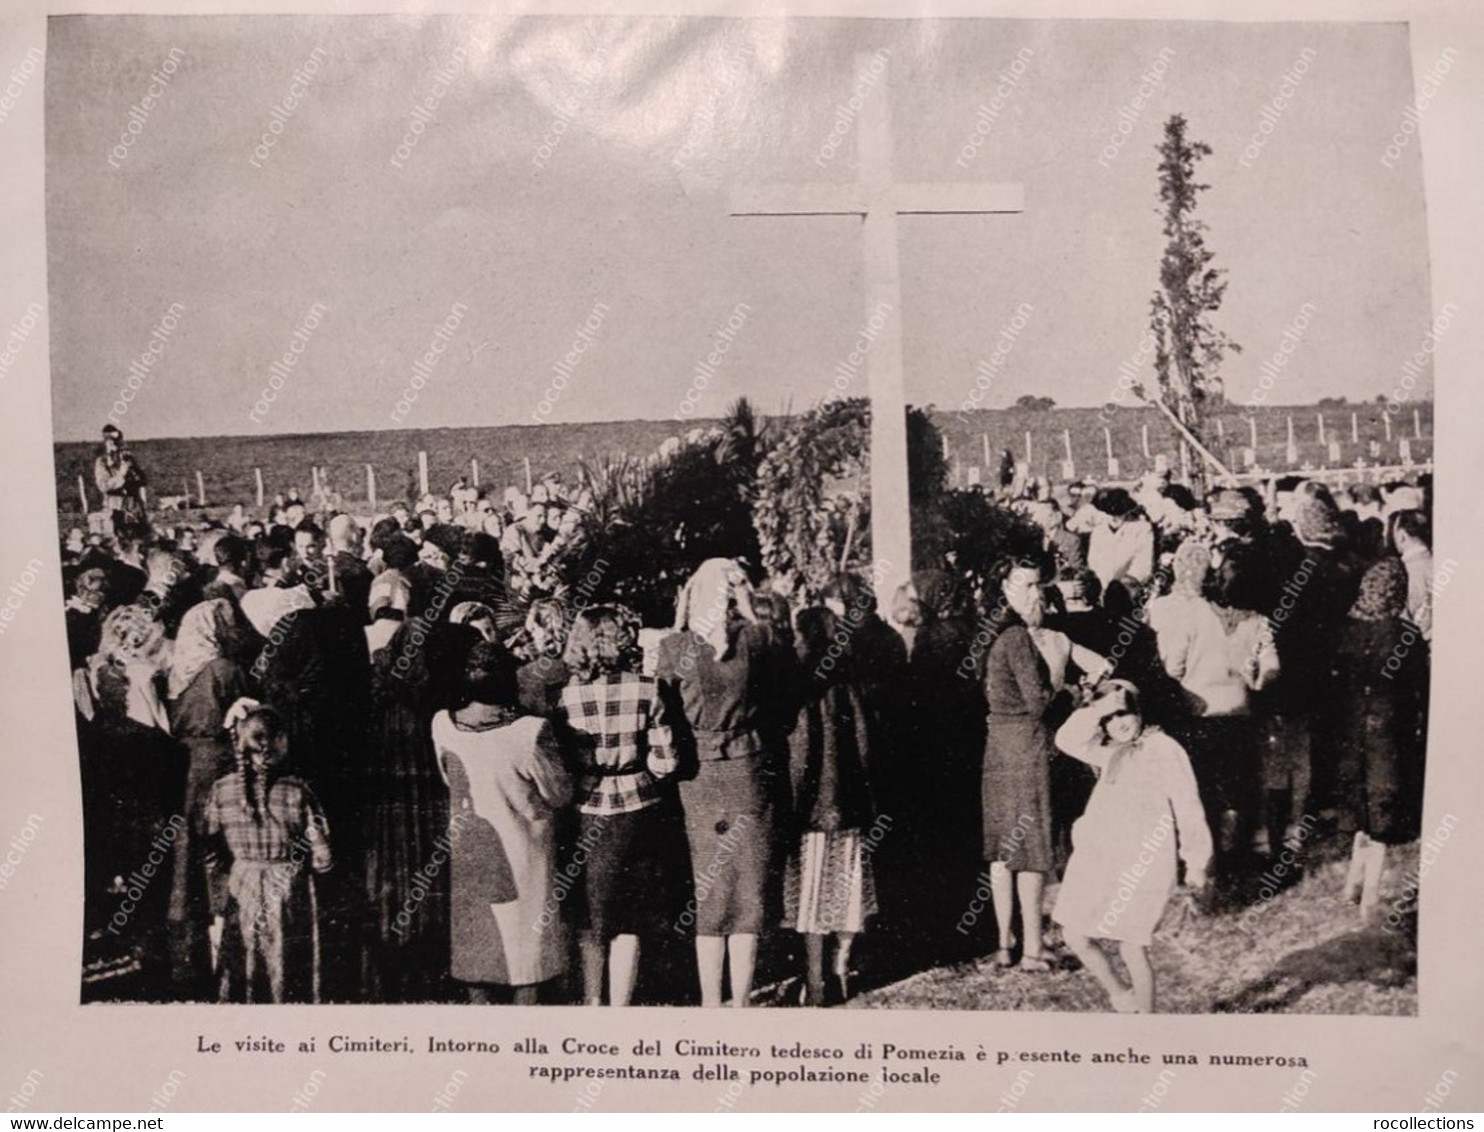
[64,425,1434,1011]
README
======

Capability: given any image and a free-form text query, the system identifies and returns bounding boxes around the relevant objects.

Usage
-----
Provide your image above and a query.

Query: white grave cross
[731,53,1024,597]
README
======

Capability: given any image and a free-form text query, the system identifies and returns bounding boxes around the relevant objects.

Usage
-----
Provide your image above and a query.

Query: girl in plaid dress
[204,700,333,1003]
[552,606,677,1006]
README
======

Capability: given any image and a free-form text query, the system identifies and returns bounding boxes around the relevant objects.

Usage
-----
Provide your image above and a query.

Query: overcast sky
[45,15,1432,440]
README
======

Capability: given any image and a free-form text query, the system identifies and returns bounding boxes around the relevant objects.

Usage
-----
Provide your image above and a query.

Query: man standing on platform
[93,423,148,537]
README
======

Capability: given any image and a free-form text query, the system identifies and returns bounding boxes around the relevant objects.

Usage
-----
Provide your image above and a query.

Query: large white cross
[731,52,1024,601]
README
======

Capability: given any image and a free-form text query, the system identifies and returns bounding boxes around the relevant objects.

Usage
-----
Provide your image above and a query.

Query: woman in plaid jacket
[551,605,678,1006]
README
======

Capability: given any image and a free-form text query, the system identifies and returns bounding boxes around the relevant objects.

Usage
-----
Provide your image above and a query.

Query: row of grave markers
[947,409,1429,487]
[77,449,545,516]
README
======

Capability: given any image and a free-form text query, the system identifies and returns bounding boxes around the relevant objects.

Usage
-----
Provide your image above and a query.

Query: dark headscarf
[911,569,968,625]
[1350,558,1408,622]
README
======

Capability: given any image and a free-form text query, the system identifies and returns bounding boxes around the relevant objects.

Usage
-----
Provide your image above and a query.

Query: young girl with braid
[203,699,333,1003]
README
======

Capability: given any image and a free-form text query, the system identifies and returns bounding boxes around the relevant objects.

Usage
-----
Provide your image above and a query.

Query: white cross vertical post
[254,467,265,509]
[730,52,1023,599]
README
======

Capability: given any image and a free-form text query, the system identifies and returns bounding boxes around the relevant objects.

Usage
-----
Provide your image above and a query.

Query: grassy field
[841,841,1418,1016]
[53,401,1434,526]
[53,418,697,522]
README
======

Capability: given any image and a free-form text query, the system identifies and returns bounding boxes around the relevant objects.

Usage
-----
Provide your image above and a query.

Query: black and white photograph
[42,11,1438,1023]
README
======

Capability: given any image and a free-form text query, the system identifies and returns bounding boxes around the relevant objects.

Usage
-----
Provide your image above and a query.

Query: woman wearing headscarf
[366,569,413,657]
[1332,559,1426,918]
[73,604,182,997]
[65,565,111,672]
[655,558,793,1007]
[165,598,257,998]
[980,559,1058,972]
[899,569,986,959]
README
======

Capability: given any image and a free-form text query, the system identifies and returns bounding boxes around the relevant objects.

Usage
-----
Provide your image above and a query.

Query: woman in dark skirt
[360,615,467,1002]
[1332,558,1427,918]
[550,605,677,1005]
[655,558,792,1007]
[981,560,1057,971]
[901,570,986,957]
